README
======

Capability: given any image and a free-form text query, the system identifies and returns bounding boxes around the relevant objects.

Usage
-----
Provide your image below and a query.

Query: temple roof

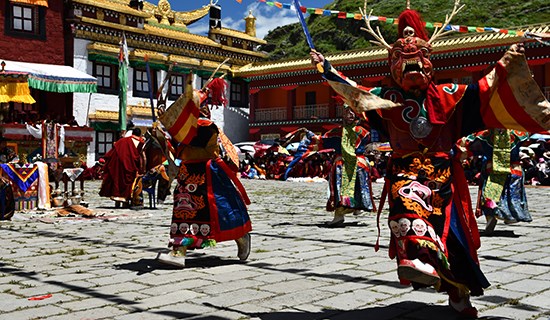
[209,27,267,45]
[235,23,550,77]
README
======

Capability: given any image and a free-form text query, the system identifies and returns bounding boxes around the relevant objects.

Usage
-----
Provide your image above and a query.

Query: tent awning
[1,59,97,93]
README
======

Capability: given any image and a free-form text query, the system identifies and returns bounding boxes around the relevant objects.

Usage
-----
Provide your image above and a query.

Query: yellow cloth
[9,0,48,7]
[0,81,36,104]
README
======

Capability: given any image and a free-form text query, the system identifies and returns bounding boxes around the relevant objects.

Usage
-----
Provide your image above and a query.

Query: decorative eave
[200,60,231,72]
[79,16,147,35]
[235,23,550,79]
[167,55,201,67]
[72,0,150,18]
[143,23,218,46]
[130,49,168,62]
[75,19,267,66]
[210,27,267,45]
[89,104,158,122]
[220,45,267,59]
[87,42,120,55]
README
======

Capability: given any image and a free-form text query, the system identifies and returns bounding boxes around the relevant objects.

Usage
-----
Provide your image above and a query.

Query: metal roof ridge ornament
[143,0,211,27]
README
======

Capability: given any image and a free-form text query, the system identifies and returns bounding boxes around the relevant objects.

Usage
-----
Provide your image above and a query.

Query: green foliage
[260,0,549,60]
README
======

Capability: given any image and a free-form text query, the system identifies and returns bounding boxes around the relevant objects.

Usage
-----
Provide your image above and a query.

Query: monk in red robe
[99,128,145,207]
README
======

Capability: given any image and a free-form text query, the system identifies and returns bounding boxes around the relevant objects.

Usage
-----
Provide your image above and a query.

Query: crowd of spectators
[238,144,389,182]
[238,137,550,187]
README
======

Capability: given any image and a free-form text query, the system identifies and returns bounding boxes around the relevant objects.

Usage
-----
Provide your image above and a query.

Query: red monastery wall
[0,0,65,64]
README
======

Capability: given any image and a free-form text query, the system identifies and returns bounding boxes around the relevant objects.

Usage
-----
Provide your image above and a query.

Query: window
[133,68,157,98]
[13,5,34,32]
[305,91,316,105]
[93,63,118,94]
[5,3,45,38]
[231,82,242,103]
[169,74,185,100]
[96,131,115,158]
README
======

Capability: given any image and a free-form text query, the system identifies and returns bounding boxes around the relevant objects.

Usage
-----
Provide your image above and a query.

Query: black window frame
[168,73,186,100]
[4,2,45,39]
[230,82,242,103]
[93,62,119,94]
[95,131,116,159]
[133,67,157,98]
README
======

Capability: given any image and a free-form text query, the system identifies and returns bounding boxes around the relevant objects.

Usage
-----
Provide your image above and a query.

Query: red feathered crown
[204,77,228,107]
[397,9,428,41]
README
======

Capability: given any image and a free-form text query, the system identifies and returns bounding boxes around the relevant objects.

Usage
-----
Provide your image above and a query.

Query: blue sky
[151,0,334,38]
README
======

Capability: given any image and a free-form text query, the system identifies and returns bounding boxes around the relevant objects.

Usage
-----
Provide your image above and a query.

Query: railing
[255,107,287,122]
[335,104,344,118]
[293,104,330,120]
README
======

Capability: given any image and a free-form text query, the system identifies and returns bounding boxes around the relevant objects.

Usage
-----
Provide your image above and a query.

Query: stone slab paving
[0,179,549,319]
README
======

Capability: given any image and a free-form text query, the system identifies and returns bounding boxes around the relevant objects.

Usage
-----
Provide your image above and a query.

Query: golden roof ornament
[157,0,171,25]
[143,0,211,27]
[245,10,256,37]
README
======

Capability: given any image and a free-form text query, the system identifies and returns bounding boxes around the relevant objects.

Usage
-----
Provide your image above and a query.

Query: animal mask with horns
[360,0,464,92]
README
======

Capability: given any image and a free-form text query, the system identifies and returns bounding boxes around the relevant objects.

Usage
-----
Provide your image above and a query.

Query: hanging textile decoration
[0,63,36,104]
[9,0,48,7]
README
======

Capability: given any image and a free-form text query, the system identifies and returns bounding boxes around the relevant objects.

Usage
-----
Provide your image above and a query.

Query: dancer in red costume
[156,74,251,268]
[310,0,550,317]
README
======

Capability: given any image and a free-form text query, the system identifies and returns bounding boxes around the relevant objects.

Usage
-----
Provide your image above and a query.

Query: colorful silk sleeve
[478,47,550,133]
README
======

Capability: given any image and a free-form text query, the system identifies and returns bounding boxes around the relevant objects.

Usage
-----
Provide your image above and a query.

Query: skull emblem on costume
[412,219,427,236]
[190,223,199,235]
[398,218,411,237]
[179,223,189,234]
[170,223,178,234]
[199,224,210,236]
[389,220,400,238]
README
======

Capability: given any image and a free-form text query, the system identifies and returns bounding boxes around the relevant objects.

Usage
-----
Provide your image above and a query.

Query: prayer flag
[118,32,128,131]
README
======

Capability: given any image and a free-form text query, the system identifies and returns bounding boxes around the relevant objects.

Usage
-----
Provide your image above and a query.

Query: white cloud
[186,3,299,39]
[245,3,298,39]
[187,21,209,36]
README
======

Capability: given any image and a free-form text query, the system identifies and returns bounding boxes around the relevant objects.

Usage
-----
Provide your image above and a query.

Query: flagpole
[144,55,156,123]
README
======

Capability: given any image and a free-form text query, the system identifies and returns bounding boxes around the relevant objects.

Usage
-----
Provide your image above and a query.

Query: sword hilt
[310,49,324,73]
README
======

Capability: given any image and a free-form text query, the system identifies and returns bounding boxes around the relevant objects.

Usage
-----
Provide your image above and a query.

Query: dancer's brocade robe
[466,129,532,224]
[170,119,252,250]
[327,123,375,213]
[322,47,550,296]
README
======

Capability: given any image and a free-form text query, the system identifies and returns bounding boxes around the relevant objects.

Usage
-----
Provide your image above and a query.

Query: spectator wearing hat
[0,136,16,164]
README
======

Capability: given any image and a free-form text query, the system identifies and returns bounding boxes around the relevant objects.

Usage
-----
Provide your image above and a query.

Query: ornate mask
[389,35,433,91]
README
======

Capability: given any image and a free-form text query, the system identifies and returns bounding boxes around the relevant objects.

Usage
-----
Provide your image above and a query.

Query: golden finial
[406,0,411,9]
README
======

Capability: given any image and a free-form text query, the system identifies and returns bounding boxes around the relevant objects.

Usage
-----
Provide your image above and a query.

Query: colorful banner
[245,1,527,36]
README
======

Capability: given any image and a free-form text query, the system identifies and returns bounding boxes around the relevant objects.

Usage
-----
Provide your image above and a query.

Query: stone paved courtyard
[1,179,549,319]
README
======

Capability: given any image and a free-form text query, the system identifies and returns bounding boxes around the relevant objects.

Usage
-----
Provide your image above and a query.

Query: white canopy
[1,59,97,93]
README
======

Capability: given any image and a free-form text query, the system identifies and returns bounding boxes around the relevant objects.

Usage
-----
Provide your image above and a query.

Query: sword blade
[292,0,315,50]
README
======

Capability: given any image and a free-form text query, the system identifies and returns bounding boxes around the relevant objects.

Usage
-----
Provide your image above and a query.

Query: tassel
[201,239,217,248]
[205,77,228,107]
[180,237,195,247]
